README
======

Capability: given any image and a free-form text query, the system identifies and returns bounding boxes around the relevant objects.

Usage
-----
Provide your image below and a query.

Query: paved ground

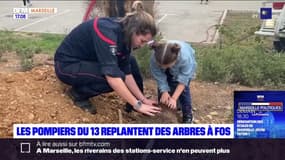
[0,1,265,42]
[156,1,264,42]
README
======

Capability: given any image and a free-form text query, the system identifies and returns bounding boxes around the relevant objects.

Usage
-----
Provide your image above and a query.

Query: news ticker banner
[1,139,284,160]
[13,124,234,139]
[234,91,285,138]
[13,8,57,20]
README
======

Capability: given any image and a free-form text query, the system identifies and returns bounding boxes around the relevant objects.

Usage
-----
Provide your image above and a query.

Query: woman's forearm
[125,74,145,101]
[106,75,137,106]
[172,83,185,101]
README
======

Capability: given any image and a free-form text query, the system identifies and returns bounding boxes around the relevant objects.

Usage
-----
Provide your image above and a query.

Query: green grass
[0,31,64,70]
[134,46,152,78]
[218,11,274,51]
[0,31,64,55]
[133,34,163,78]
[195,11,285,89]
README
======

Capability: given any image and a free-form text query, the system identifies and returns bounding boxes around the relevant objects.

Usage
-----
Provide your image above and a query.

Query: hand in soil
[167,97,177,110]
[143,98,158,106]
[160,92,170,104]
[135,104,161,116]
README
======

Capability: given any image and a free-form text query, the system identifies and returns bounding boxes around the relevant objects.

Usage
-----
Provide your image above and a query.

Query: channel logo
[12,7,57,20]
[260,8,272,20]
[13,14,28,19]
[13,8,29,20]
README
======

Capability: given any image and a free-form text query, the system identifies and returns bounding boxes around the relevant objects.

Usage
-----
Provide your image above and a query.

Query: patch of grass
[134,34,162,78]
[0,31,64,70]
[21,58,33,71]
[196,45,285,88]
[195,11,285,89]
[0,31,64,55]
[134,46,152,78]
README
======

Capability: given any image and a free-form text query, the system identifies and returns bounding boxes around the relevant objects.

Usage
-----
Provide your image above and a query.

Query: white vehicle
[255,1,285,51]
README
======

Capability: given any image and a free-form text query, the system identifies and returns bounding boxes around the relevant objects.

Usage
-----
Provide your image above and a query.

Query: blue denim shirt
[150,40,197,92]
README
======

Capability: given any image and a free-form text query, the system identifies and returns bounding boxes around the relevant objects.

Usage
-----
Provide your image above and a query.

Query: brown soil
[0,63,259,138]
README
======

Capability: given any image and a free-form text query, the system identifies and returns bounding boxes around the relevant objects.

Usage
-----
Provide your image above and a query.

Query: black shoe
[124,103,134,113]
[182,114,193,124]
[74,100,97,114]
[67,88,97,114]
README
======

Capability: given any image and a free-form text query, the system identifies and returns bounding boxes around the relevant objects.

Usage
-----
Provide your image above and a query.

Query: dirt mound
[0,66,178,137]
[0,65,258,137]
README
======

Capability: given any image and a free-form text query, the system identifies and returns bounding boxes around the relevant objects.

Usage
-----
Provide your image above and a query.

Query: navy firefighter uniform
[54,17,143,102]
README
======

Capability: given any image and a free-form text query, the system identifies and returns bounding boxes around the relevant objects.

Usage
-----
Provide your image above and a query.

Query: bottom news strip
[0,139,284,160]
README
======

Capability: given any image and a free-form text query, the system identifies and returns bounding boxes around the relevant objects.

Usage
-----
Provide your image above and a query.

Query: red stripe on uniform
[93,18,116,45]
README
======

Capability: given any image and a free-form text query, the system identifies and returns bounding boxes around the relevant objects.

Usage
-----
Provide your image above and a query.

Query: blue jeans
[158,69,192,116]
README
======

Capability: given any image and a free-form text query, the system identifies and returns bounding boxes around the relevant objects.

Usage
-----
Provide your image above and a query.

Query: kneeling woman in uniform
[54,1,161,116]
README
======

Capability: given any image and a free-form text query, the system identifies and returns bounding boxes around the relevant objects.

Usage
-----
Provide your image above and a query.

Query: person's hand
[143,98,158,106]
[167,97,177,110]
[160,92,170,105]
[135,104,161,116]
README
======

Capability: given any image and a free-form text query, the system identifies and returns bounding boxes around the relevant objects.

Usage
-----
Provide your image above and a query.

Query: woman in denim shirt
[150,40,197,123]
